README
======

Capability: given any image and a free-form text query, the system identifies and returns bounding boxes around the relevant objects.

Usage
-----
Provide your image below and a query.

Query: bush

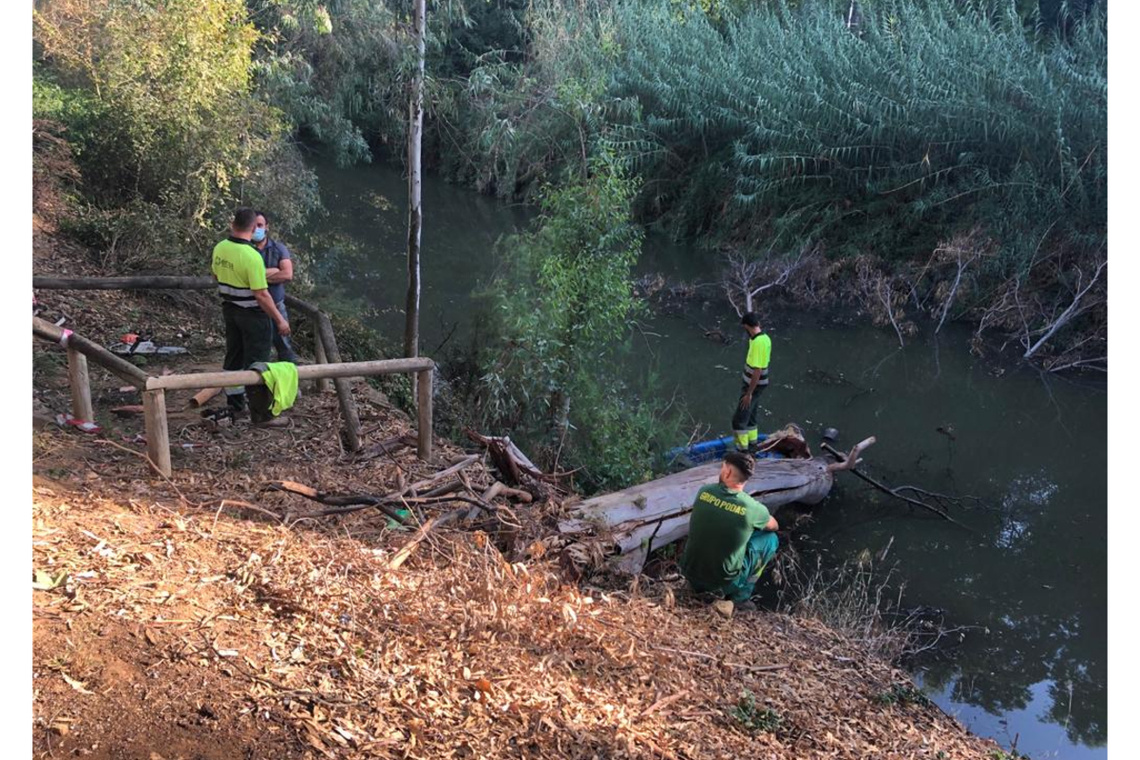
[431,0,1107,368]
[729,690,783,734]
[33,0,319,265]
[470,154,675,492]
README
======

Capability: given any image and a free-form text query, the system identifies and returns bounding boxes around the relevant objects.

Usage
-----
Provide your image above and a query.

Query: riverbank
[31,220,1005,758]
[31,475,1001,759]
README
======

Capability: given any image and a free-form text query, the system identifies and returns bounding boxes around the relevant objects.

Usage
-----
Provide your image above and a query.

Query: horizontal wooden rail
[33,276,369,451]
[32,277,437,472]
[34,276,214,290]
[33,317,148,388]
[146,358,435,391]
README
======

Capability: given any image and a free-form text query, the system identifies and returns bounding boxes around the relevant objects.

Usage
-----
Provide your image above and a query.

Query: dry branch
[821,442,973,532]
[265,455,480,522]
[721,246,814,316]
[388,507,467,570]
[825,437,877,473]
[466,430,562,488]
[355,432,419,462]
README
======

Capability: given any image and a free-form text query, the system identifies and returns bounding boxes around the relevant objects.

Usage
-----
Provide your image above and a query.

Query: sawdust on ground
[31,228,1001,759]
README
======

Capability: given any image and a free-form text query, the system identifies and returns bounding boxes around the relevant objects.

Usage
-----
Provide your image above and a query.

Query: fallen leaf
[33,569,67,591]
[61,673,93,695]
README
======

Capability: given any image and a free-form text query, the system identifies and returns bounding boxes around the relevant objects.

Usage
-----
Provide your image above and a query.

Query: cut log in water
[559,456,837,574]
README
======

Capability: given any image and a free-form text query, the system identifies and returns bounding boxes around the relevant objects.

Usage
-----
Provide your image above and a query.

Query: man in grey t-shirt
[253,211,300,363]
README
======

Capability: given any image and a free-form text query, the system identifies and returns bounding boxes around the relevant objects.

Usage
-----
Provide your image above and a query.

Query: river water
[300,158,1107,758]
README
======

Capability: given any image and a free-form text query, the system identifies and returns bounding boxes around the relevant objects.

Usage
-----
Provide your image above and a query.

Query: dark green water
[299,158,1107,759]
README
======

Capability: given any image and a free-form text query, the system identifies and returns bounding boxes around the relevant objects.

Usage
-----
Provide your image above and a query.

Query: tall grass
[610,0,1105,271]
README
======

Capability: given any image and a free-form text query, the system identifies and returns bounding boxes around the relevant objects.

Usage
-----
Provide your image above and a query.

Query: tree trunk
[558,457,834,574]
[403,0,426,359]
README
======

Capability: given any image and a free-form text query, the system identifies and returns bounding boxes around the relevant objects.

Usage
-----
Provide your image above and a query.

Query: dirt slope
[31,413,1000,760]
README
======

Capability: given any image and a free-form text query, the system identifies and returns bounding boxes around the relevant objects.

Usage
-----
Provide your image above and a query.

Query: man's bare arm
[764,515,778,531]
[266,258,293,284]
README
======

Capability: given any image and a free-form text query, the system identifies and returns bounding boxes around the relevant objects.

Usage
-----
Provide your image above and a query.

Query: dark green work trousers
[731,383,767,445]
[222,303,273,423]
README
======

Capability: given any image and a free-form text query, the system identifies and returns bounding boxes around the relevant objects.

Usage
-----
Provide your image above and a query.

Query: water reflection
[300,158,1107,758]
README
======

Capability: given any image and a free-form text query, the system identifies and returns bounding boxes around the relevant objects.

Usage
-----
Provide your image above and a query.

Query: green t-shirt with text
[680,482,771,590]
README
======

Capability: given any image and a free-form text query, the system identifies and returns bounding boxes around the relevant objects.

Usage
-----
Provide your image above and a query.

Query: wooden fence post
[142,389,172,477]
[312,331,332,393]
[417,368,433,461]
[66,348,95,423]
[314,314,361,452]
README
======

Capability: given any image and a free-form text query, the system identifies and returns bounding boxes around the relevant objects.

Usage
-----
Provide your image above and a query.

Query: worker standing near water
[211,207,291,427]
[679,451,779,612]
[732,312,771,453]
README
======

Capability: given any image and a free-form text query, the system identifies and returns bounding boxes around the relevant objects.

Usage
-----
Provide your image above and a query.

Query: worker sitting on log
[733,311,771,453]
[679,451,779,612]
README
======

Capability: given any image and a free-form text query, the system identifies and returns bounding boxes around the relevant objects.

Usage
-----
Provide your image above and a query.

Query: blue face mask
[252,227,267,242]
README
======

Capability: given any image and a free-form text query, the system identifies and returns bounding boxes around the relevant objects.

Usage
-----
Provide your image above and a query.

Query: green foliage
[607,0,1105,270]
[729,690,783,734]
[442,0,1106,274]
[874,683,932,707]
[34,0,319,267]
[325,311,415,411]
[245,0,402,166]
[473,155,670,491]
[438,0,1105,365]
[436,0,631,198]
[482,154,645,419]
[562,375,666,491]
[989,750,1032,760]
[246,0,497,168]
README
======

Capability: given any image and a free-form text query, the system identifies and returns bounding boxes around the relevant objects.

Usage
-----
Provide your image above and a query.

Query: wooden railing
[32,277,434,477]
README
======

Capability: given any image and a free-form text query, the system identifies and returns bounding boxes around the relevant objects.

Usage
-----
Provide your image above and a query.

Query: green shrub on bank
[33,0,319,270]
[433,0,1106,368]
[610,0,1105,268]
[471,154,674,492]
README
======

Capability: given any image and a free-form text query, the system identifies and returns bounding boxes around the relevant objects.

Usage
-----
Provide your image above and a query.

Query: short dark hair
[723,451,755,481]
[233,207,258,231]
[741,312,762,328]
[254,210,269,224]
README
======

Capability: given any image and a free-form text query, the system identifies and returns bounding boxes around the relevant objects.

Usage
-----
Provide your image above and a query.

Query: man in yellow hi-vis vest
[211,207,292,426]
[732,312,771,452]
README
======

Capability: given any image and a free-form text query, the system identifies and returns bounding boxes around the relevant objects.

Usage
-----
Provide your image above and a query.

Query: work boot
[255,416,292,429]
[736,600,757,613]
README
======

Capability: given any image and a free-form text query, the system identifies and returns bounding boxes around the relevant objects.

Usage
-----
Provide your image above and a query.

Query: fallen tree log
[559,456,836,574]
[466,429,567,490]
